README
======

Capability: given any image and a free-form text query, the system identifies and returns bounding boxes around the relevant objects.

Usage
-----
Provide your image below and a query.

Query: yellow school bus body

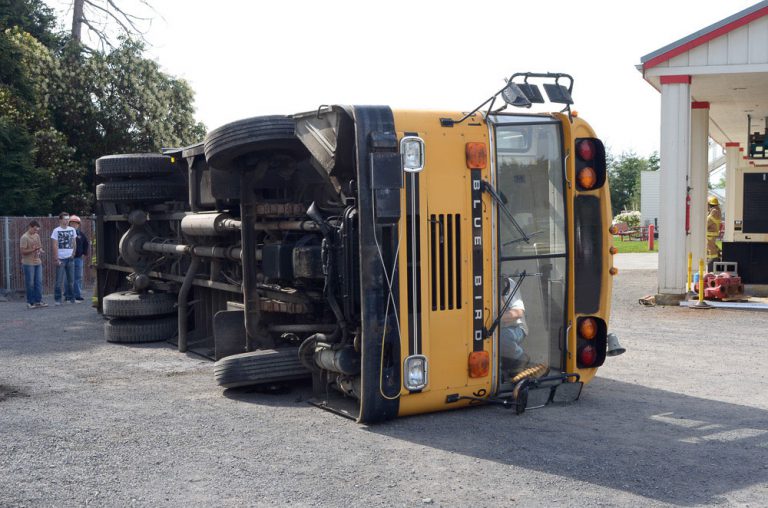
[389,110,614,416]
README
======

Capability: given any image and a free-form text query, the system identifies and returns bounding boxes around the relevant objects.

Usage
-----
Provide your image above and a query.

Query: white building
[639,1,768,298]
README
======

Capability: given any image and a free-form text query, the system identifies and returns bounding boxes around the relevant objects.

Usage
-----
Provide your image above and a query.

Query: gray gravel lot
[2,265,768,507]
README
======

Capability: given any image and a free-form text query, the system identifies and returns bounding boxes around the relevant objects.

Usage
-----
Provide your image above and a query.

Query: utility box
[729,168,768,242]
[722,168,768,283]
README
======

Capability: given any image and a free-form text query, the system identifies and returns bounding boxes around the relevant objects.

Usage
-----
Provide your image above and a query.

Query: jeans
[73,256,84,300]
[55,257,75,303]
[500,326,526,360]
[23,264,43,305]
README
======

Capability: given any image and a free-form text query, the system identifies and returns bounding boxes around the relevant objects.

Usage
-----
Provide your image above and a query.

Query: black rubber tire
[95,154,175,179]
[105,315,177,344]
[95,180,186,203]
[103,291,176,318]
[214,348,310,388]
[204,115,303,170]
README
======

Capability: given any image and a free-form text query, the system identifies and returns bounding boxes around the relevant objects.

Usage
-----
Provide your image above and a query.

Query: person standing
[51,212,77,305]
[20,220,47,309]
[69,215,89,303]
[706,196,723,267]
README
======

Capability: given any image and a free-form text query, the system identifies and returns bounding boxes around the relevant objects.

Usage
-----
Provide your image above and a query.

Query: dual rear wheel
[102,291,177,344]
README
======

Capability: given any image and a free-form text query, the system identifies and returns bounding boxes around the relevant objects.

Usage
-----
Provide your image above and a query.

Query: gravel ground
[2,268,768,507]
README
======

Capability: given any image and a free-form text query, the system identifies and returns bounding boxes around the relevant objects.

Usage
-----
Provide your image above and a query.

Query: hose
[510,363,549,384]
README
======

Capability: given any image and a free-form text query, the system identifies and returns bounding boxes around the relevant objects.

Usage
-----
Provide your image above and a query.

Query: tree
[648,151,659,172]
[608,151,651,216]
[0,0,205,215]
[0,116,50,214]
[70,0,153,48]
[0,0,60,48]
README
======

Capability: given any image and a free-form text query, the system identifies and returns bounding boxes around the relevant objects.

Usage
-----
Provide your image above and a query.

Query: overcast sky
[52,0,761,156]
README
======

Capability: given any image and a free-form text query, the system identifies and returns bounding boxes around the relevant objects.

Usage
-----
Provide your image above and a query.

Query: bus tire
[203,116,303,170]
[105,316,177,344]
[102,291,176,318]
[96,180,186,203]
[214,348,310,389]
[95,154,175,179]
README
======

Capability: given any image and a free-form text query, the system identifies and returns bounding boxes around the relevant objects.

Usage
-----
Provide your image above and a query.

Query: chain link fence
[1,216,96,296]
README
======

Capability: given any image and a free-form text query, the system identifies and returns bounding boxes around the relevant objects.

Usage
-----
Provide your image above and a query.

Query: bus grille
[430,213,462,311]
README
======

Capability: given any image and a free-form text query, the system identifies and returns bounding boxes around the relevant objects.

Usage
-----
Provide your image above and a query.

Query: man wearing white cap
[70,215,90,303]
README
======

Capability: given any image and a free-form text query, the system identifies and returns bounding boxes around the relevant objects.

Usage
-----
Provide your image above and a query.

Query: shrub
[614,210,641,228]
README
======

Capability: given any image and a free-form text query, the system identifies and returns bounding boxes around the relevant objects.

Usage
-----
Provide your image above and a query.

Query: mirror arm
[440,83,513,127]
[445,393,517,409]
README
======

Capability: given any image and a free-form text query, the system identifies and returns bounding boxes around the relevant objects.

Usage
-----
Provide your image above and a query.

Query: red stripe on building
[660,75,692,84]
[645,6,768,69]
[725,142,740,147]
[691,101,710,109]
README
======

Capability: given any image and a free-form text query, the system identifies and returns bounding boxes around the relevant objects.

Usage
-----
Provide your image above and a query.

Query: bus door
[492,118,567,386]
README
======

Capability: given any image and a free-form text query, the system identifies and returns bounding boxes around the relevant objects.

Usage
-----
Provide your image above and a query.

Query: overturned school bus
[95,72,625,422]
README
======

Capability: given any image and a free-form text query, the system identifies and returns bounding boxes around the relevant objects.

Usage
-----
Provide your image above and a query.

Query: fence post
[3,217,10,292]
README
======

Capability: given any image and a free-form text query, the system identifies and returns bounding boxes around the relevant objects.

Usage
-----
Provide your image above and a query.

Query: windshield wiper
[485,270,540,338]
[503,230,543,247]
[481,180,533,245]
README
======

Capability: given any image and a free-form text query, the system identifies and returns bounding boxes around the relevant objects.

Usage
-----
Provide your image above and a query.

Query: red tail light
[576,316,607,369]
[577,139,595,161]
[574,138,606,191]
[579,345,596,367]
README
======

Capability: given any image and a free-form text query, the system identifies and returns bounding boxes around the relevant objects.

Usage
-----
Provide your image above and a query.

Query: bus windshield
[494,119,567,382]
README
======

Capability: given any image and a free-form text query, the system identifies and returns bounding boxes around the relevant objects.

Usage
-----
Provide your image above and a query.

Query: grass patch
[612,236,658,253]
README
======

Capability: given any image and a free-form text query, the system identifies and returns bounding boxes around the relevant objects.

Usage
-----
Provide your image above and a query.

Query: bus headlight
[401,136,425,173]
[404,355,428,391]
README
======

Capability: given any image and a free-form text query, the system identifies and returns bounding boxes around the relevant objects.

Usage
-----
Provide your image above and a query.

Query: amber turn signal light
[609,225,619,235]
[577,167,597,189]
[468,351,489,378]
[609,267,619,275]
[609,246,618,255]
[466,142,487,169]
[579,317,597,340]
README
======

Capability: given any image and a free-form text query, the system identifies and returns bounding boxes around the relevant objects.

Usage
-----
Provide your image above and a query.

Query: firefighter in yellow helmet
[706,196,722,265]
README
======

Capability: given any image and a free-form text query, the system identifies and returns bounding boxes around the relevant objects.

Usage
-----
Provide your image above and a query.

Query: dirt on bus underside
[1,269,767,506]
